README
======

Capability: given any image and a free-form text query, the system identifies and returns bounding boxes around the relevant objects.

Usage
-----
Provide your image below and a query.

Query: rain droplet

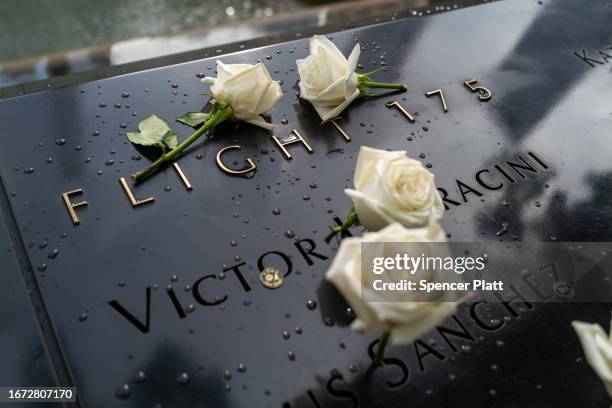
[176,372,190,384]
[121,92,130,98]
[78,312,88,321]
[272,209,281,215]
[135,371,146,383]
[115,384,131,399]
[306,300,317,310]
[237,363,246,373]
[288,351,296,361]
[24,167,35,174]
[47,248,59,259]
[284,230,295,239]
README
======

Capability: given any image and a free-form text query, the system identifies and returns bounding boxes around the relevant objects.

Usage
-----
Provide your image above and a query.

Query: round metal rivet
[259,267,283,289]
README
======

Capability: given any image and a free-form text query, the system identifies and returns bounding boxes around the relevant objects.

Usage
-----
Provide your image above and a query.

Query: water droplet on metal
[306,300,317,310]
[115,384,131,399]
[176,372,190,384]
[48,248,59,259]
[135,371,146,383]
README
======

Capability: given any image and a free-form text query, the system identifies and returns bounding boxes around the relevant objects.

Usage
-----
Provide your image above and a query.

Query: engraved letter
[272,130,313,160]
[62,188,88,225]
[385,100,415,123]
[173,163,193,190]
[322,117,351,142]
[119,177,155,207]
[425,89,448,112]
[216,145,257,175]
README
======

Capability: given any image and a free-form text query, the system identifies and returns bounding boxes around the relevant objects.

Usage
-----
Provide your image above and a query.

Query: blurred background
[0,0,489,89]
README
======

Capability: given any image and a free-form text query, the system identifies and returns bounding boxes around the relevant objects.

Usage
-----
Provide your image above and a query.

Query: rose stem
[330,206,359,234]
[131,104,233,183]
[361,81,407,91]
[374,330,391,366]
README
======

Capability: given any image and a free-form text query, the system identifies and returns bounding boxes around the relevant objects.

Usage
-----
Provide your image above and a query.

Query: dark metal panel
[0,211,62,406]
[0,0,611,406]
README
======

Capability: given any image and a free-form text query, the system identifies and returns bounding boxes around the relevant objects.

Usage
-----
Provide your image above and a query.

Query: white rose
[345,146,444,231]
[296,35,360,121]
[326,222,459,345]
[202,61,282,130]
[572,318,612,396]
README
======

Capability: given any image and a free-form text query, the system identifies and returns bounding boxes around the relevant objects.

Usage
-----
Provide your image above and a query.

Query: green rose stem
[360,80,407,91]
[357,68,407,94]
[374,330,391,366]
[330,206,360,234]
[131,102,233,183]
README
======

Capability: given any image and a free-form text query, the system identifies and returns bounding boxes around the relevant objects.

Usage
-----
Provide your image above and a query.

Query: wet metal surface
[0,0,611,406]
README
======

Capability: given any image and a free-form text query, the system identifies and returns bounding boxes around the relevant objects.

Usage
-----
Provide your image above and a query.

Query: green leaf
[162,131,178,149]
[127,114,176,148]
[139,114,173,139]
[176,112,208,128]
[127,131,161,146]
